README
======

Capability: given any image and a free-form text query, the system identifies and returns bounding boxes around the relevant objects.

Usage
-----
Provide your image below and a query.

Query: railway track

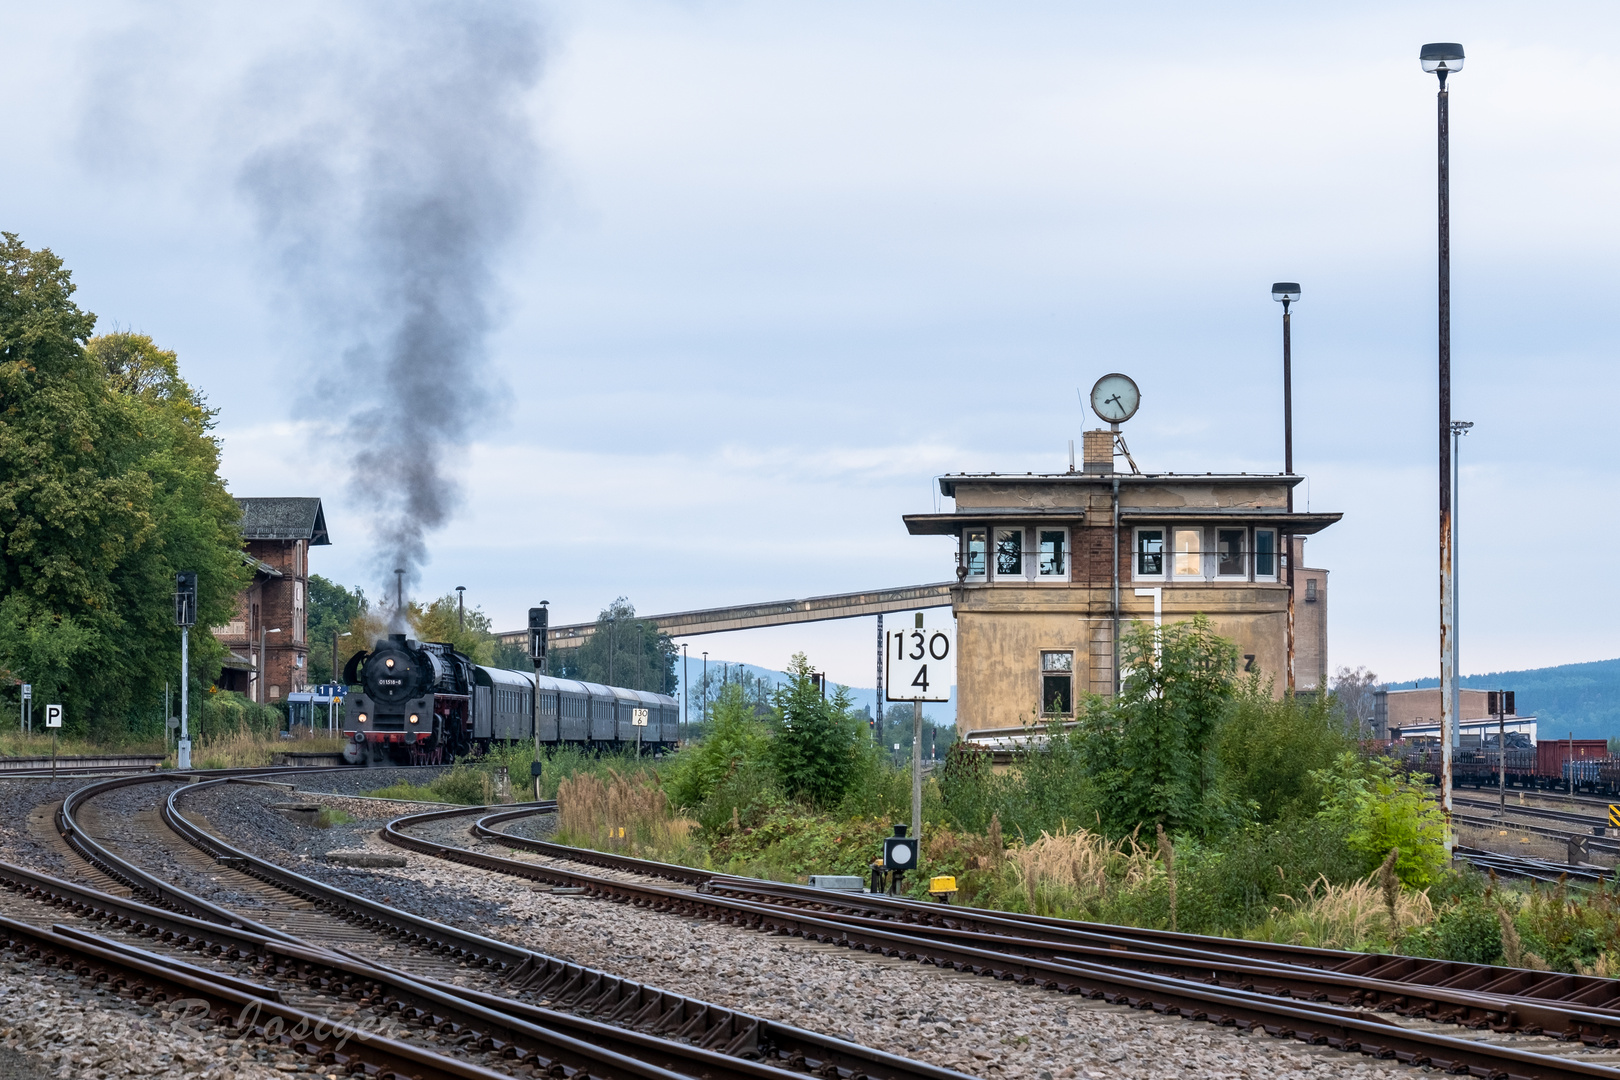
[48,769,966,1080]
[382,802,1620,1079]
[1453,847,1613,884]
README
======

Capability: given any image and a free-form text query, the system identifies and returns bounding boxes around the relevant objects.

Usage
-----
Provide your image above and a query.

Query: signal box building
[905,433,1338,733]
[211,498,330,704]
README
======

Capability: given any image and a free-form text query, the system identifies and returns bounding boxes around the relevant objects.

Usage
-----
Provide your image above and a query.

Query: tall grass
[190,727,348,769]
[1248,875,1435,951]
[555,769,697,860]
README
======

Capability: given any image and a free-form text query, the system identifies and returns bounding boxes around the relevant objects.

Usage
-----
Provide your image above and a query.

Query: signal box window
[1135,529,1164,578]
[963,529,987,580]
[1173,528,1203,579]
[994,528,1024,578]
[1216,529,1247,578]
[1041,651,1073,715]
[1255,529,1278,579]
[1037,530,1068,578]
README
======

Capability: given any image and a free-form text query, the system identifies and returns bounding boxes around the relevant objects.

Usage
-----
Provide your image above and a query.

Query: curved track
[47,768,965,1080]
[383,802,1620,1080]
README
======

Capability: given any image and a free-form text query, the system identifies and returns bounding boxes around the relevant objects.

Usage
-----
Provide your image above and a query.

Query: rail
[385,803,1620,1077]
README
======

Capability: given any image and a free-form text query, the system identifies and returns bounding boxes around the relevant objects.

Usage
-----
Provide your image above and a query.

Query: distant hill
[1385,658,1620,740]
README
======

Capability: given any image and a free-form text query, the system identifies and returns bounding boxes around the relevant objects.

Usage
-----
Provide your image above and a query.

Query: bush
[665,684,771,810]
[1217,680,1352,823]
[1402,897,1503,965]
[768,654,869,809]
[1312,753,1447,887]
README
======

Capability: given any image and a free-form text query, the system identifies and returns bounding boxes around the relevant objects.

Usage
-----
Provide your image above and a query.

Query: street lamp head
[1420,43,1465,80]
[1271,282,1301,304]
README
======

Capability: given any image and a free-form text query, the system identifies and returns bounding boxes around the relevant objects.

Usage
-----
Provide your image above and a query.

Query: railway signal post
[530,603,548,801]
[175,571,197,770]
[45,704,61,776]
[887,614,954,844]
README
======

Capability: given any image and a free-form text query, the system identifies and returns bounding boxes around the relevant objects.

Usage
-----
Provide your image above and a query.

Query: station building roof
[235,497,331,545]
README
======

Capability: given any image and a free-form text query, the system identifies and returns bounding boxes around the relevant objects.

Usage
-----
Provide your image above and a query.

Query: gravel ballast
[184,785,1422,1080]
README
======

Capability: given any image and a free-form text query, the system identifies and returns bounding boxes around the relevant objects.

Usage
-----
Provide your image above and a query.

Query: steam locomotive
[340,634,680,765]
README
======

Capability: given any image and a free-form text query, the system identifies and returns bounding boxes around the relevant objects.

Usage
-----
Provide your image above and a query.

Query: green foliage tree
[1078,615,1238,837]
[768,653,868,808]
[305,576,366,684]
[551,597,675,692]
[1217,678,1354,823]
[1312,752,1447,887]
[0,236,246,737]
[414,592,497,664]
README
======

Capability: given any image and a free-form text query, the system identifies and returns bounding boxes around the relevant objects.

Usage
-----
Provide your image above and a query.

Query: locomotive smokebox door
[883,824,918,872]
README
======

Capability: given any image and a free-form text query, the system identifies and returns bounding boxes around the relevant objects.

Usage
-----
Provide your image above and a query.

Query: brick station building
[212,498,329,703]
[905,432,1338,733]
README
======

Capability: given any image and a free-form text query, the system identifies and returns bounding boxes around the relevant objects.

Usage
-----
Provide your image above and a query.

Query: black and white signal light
[883,823,918,873]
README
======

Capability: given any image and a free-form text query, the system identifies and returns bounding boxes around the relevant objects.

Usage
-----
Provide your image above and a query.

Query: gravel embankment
[267,765,452,798]
[0,958,294,1080]
[188,784,1417,1080]
[0,777,116,874]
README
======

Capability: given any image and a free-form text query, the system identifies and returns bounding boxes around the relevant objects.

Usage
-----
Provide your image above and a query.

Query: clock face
[1090,373,1140,424]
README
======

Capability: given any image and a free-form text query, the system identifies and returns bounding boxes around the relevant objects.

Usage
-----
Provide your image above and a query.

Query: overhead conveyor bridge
[496,582,954,650]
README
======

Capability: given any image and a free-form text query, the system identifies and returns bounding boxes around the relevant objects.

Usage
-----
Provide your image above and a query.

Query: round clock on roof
[1090,373,1140,424]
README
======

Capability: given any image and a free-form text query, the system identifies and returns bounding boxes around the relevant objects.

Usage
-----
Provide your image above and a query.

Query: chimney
[1082,429,1114,474]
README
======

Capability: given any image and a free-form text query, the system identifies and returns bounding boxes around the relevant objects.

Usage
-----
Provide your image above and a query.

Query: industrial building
[905,432,1337,733]
[211,497,329,703]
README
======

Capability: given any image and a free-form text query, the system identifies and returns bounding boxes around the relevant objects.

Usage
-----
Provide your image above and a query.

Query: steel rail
[388,808,1620,1077]
[0,850,830,1080]
[471,804,1620,1018]
[1455,848,1613,885]
[158,776,969,1080]
[0,912,551,1080]
[1454,811,1620,856]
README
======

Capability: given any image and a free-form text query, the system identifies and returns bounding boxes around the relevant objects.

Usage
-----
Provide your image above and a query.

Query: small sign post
[632,707,649,757]
[19,684,29,734]
[886,616,955,844]
[45,704,62,777]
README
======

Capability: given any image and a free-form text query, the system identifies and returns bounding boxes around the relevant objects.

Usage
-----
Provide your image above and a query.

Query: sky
[2,1,1617,696]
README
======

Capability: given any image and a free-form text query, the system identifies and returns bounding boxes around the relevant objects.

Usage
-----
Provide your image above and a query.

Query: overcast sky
[3,2,1616,694]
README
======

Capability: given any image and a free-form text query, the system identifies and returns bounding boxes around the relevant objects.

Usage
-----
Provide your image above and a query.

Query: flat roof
[939,473,1303,497]
[904,509,1341,536]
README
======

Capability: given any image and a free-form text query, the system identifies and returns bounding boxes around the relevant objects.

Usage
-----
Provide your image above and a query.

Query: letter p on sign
[45,705,63,729]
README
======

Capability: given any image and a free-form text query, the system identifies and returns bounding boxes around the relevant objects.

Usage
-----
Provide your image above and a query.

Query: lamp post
[456,586,466,630]
[1422,42,1465,841]
[1451,420,1473,740]
[258,627,282,705]
[332,630,352,732]
[1271,282,1301,694]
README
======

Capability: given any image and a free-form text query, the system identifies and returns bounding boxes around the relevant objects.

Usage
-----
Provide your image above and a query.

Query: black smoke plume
[238,3,541,625]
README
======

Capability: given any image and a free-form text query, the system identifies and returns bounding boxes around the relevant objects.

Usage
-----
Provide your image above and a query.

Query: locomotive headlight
[357,713,368,723]
[409,714,419,724]
[384,658,395,669]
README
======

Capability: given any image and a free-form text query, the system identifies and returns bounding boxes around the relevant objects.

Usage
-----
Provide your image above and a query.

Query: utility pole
[175,572,197,770]
[681,644,689,741]
[875,614,884,744]
[1421,42,1465,847]
[1451,421,1472,746]
[1271,282,1301,694]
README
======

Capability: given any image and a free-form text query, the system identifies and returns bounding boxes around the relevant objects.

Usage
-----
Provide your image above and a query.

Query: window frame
[1035,527,1070,582]
[1039,650,1075,716]
[1254,529,1279,581]
[1214,527,1249,581]
[961,528,988,582]
[992,526,1027,581]
[1132,527,1166,581]
[1171,526,1206,581]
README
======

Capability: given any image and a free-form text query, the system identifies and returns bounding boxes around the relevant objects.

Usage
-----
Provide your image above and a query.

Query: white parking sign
[886,627,955,702]
[45,704,63,728]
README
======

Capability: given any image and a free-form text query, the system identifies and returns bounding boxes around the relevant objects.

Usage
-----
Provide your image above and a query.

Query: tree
[414,592,496,663]
[1078,615,1238,837]
[769,652,868,808]
[1330,665,1380,738]
[0,237,246,737]
[306,576,367,684]
[551,598,675,692]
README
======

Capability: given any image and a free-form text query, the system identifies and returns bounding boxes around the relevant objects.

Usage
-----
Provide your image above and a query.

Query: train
[1394,735,1620,796]
[339,633,680,765]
